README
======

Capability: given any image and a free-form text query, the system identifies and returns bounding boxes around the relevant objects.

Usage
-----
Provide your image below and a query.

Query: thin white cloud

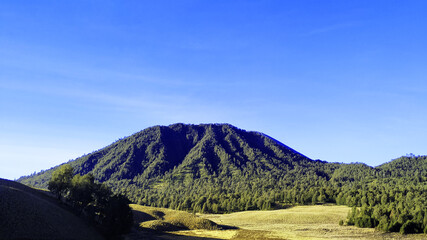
[1,76,243,126]
[305,21,361,36]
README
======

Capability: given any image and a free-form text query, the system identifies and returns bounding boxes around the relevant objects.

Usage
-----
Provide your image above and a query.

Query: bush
[388,221,402,232]
[377,216,390,231]
[355,216,374,228]
[400,220,421,234]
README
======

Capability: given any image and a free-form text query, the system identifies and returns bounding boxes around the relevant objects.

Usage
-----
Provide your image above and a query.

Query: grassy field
[128,205,426,240]
[0,178,104,240]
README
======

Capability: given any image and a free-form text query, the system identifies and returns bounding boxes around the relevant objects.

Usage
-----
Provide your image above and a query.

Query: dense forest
[18,123,427,234]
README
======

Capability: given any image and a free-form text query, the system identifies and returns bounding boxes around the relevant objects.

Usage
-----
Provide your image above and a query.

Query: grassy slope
[137,205,425,240]
[0,178,104,240]
[131,204,219,231]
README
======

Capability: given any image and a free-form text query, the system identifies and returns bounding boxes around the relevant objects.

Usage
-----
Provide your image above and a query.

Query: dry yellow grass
[198,205,427,240]
[154,205,425,240]
[130,204,219,232]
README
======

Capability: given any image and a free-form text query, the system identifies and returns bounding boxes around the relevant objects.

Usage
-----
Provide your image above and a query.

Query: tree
[48,164,73,198]
[70,174,95,209]
[100,194,133,235]
[48,165,133,236]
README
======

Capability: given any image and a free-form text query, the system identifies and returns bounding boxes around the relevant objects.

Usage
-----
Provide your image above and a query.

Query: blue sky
[1,1,426,180]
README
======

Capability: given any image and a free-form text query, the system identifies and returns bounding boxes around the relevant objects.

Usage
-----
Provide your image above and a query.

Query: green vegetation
[343,156,427,234]
[48,165,133,237]
[17,124,427,235]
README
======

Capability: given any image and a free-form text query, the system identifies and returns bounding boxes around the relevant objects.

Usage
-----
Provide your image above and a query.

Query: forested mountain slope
[377,155,427,178]
[18,123,339,209]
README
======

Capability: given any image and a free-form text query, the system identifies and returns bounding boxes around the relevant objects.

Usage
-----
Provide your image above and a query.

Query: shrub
[400,220,421,234]
[355,216,374,228]
[388,221,402,232]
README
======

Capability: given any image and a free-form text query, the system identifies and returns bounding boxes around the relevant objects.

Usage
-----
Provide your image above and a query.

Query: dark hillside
[0,178,104,240]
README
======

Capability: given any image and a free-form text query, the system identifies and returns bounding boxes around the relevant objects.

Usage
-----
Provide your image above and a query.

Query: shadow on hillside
[0,179,104,240]
[126,230,228,240]
[133,210,157,222]
[217,224,238,230]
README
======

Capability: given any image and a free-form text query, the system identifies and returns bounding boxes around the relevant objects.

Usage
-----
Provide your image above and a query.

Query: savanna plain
[128,204,424,240]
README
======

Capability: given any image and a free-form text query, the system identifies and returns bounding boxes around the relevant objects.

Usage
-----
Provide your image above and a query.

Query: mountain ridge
[18,123,334,201]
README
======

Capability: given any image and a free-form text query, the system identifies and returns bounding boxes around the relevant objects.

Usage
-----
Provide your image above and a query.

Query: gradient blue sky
[1,1,426,180]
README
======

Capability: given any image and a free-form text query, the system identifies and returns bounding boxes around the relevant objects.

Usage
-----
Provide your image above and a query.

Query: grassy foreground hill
[0,178,104,240]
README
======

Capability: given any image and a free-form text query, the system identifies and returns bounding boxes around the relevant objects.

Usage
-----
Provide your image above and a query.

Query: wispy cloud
[1,77,244,126]
[305,21,362,36]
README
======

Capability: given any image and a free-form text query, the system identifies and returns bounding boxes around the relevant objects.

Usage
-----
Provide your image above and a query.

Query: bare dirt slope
[0,178,104,240]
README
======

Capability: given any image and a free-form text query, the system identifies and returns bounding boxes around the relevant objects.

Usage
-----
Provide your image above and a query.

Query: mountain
[0,178,104,240]
[18,123,339,209]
